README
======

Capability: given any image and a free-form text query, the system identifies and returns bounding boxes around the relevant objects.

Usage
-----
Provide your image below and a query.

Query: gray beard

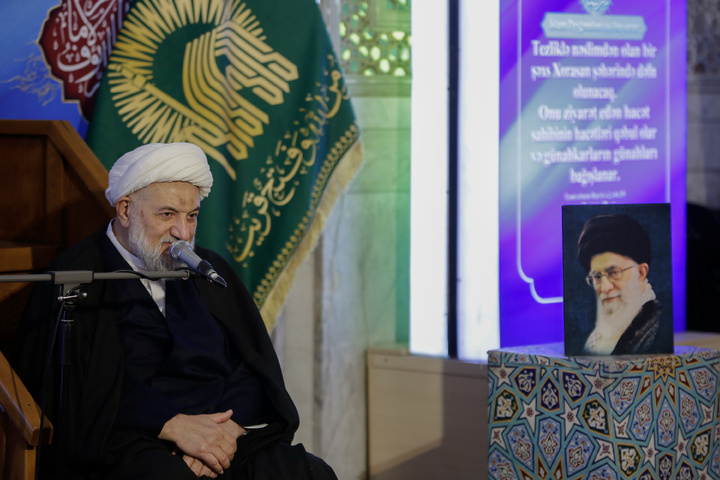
[127,219,192,272]
[584,274,648,355]
[595,291,645,334]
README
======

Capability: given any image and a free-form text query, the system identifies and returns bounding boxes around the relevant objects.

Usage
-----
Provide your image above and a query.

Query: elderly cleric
[577,213,666,355]
[13,143,337,479]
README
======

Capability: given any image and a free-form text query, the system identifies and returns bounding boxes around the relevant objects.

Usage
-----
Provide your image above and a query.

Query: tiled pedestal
[488,344,720,479]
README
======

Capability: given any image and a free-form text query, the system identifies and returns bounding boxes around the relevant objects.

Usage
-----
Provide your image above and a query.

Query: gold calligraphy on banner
[246,121,359,307]
[104,0,298,180]
[227,54,357,304]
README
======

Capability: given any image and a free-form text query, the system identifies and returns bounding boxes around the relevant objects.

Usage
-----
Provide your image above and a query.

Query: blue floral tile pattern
[488,344,720,479]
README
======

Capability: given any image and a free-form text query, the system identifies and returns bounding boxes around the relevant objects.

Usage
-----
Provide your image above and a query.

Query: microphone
[169,240,227,287]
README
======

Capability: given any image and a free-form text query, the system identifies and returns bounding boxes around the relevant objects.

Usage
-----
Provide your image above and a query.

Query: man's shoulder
[640,298,662,319]
[194,244,222,260]
[191,245,252,298]
[194,245,233,272]
[50,228,111,269]
[630,299,662,332]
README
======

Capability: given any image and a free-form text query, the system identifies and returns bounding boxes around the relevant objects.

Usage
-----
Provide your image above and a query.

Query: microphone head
[167,239,227,287]
[169,240,192,262]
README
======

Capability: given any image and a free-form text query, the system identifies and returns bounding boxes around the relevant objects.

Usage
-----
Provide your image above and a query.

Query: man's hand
[220,417,247,439]
[159,410,237,475]
[181,454,219,478]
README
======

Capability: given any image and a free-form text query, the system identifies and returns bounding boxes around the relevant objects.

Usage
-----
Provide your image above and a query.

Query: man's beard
[127,218,193,272]
[597,275,645,319]
[584,272,647,354]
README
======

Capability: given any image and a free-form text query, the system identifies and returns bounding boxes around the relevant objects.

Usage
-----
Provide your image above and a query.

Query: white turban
[105,142,213,205]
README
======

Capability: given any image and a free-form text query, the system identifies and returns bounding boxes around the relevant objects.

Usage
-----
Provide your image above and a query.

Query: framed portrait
[562,203,673,356]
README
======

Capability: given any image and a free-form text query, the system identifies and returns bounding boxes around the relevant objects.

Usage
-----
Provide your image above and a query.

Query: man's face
[589,252,647,315]
[126,181,202,270]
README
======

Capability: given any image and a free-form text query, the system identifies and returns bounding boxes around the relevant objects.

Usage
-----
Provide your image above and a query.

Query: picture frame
[562,203,673,356]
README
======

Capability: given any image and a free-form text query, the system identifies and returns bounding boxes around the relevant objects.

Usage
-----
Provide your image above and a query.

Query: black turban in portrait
[577,214,651,272]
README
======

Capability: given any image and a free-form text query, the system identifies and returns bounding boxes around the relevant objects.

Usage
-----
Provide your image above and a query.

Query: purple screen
[498,0,687,346]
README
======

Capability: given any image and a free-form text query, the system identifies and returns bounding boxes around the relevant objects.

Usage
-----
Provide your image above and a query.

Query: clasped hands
[159,409,247,478]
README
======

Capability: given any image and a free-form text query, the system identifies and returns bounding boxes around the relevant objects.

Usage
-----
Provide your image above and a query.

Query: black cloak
[12,228,304,479]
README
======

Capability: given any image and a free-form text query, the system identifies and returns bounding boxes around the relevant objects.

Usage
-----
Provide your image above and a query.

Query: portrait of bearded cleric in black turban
[562,204,674,356]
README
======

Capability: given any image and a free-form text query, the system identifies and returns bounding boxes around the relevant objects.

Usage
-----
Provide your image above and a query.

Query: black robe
[612,299,667,354]
[12,228,313,479]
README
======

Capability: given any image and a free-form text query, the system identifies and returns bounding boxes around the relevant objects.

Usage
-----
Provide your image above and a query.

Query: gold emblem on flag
[104,0,298,180]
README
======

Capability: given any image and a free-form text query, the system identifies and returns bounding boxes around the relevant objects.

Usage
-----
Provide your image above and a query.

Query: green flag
[86,0,363,329]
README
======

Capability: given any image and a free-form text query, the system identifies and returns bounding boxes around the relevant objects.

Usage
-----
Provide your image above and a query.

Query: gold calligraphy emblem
[105,0,298,180]
[227,52,355,267]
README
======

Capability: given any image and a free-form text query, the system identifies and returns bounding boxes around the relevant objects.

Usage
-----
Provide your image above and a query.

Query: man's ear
[637,263,649,281]
[116,196,132,228]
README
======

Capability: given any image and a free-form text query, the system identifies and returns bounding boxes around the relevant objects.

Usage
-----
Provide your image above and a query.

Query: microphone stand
[0,268,192,480]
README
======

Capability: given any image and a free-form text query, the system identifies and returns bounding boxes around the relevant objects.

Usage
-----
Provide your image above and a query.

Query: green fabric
[86,0,361,327]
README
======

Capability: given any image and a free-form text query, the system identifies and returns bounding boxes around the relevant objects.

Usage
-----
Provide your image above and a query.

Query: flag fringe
[259,138,365,330]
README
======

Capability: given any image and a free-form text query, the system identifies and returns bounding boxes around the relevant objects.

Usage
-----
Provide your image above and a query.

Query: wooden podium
[0,119,113,480]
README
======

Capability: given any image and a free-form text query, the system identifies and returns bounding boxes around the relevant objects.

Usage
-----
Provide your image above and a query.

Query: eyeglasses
[585,265,637,287]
